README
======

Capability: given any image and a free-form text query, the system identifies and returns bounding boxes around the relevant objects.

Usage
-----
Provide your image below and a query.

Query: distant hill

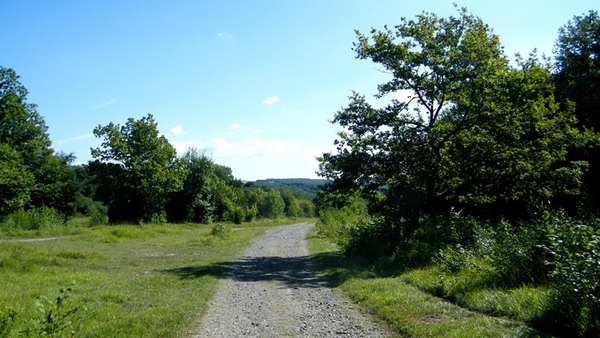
[248,178,330,199]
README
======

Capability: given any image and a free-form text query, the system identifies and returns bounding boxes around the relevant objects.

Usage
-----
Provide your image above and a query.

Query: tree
[553,10,600,210]
[90,114,183,223]
[166,148,214,223]
[0,66,78,218]
[318,7,587,238]
[0,143,34,215]
[258,189,285,219]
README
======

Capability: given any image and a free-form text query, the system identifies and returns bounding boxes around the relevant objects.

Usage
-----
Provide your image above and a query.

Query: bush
[544,213,600,336]
[244,206,257,223]
[3,207,63,231]
[394,209,489,269]
[490,219,549,286]
[88,202,108,226]
[0,305,18,337]
[345,216,395,260]
[225,206,245,224]
[315,196,370,249]
[210,223,230,238]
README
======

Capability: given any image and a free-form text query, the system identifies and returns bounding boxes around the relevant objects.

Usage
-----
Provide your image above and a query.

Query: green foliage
[318,7,588,241]
[490,220,549,286]
[0,66,78,219]
[252,178,328,199]
[316,196,371,250]
[553,10,600,213]
[23,287,79,337]
[210,171,241,222]
[210,223,230,238]
[166,148,214,223]
[3,207,63,231]
[0,305,18,337]
[544,213,600,336]
[257,189,285,219]
[90,114,183,223]
[87,202,108,226]
[285,198,301,219]
[0,143,34,215]
[554,10,600,131]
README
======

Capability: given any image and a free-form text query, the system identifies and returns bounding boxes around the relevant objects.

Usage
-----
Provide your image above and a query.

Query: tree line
[315,7,600,336]
[0,68,315,227]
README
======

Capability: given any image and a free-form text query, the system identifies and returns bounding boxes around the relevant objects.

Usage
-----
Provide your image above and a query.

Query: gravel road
[192,222,387,338]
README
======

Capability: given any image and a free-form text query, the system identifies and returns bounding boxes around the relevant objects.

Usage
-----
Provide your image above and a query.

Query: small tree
[90,114,183,223]
[166,148,214,223]
[258,190,285,219]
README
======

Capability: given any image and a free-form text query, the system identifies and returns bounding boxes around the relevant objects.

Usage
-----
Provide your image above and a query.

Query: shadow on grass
[161,245,372,291]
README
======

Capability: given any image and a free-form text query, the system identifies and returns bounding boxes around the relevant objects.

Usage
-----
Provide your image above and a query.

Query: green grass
[0,219,308,337]
[306,228,552,337]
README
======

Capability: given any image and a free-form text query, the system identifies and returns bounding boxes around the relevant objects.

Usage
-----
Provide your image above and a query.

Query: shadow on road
[162,254,337,289]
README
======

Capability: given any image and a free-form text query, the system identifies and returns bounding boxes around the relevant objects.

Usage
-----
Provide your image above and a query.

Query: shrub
[88,202,108,226]
[225,206,245,224]
[490,219,549,286]
[210,223,230,238]
[148,211,167,225]
[0,305,18,337]
[345,216,396,260]
[22,287,80,337]
[315,196,370,249]
[4,207,63,231]
[7,209,30,230]
[29,207,63,230]
[394,209,489,269]
[244,206,257,223]
[544,213,600,336]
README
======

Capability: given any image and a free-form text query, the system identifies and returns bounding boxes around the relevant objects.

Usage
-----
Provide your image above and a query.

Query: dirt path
[191,222,386,337]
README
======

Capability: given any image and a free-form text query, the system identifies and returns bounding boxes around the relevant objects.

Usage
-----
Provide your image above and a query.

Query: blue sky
[1,1,596,180]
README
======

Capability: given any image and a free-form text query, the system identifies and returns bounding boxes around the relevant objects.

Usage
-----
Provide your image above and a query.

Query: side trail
[192,222,387,338]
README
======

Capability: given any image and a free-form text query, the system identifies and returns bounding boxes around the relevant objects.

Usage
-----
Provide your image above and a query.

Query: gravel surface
[192,222,387,338]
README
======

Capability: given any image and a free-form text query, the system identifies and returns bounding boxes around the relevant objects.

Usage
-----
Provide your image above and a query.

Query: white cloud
[171,140,206,155]
[262,96,280,105]
[227,122,260,134]
[55,133,95,146]
[170,136,333,180]
[170,125,188,136]
[90,99,116,110]
[217,32,233,39]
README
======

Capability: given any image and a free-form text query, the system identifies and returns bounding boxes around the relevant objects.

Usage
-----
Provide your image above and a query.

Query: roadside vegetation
[314,7,600,338]
[0,218,313,337]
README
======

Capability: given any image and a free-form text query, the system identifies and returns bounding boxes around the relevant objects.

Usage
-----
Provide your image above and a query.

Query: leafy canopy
[90,114,183,223]
[319,7,589,235]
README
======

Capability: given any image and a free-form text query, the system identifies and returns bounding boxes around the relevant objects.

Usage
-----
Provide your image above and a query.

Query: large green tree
[553,10,600,210]
[318,8,587,237]
[90,114,183,223]
[0,66,78,217]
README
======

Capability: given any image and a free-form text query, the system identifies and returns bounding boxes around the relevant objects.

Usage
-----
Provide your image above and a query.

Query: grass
[306,228,552,337]
[0,218,313,337]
